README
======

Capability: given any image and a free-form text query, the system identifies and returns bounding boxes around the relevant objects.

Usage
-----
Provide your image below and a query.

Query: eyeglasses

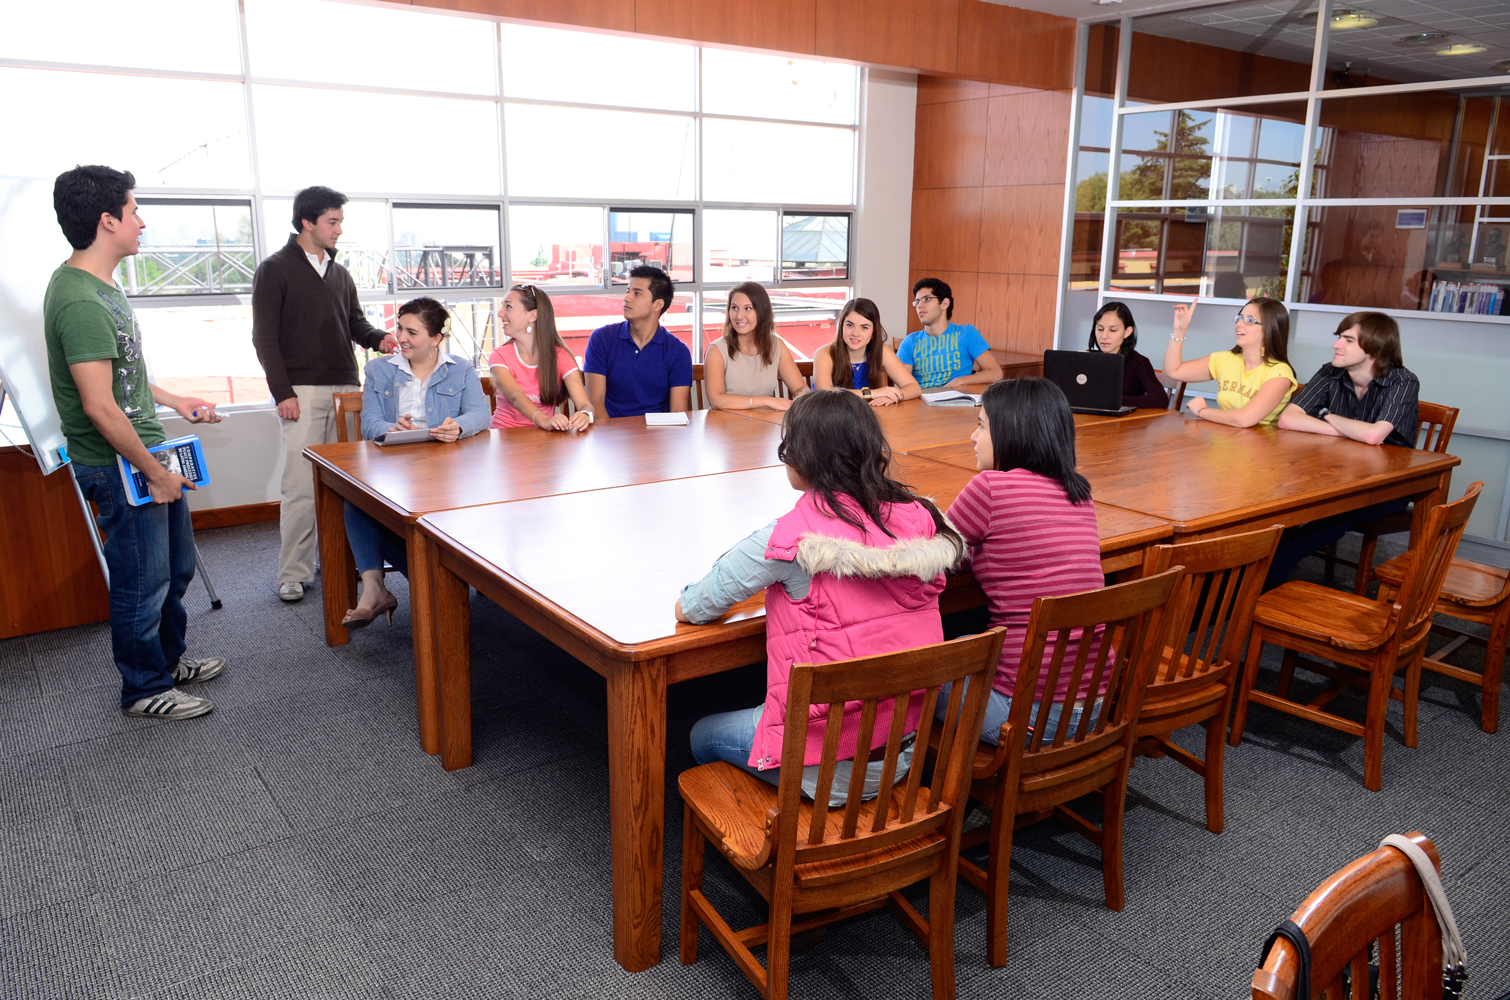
[1234,314,1263,327]
[912,295,937,308]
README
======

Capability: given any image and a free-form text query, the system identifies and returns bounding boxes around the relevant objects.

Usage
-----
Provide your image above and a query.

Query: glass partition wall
[0,0,859,404]
[1065,0,1510,328]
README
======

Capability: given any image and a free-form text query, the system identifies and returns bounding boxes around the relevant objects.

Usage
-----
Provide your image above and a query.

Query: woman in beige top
[704,281,809,411]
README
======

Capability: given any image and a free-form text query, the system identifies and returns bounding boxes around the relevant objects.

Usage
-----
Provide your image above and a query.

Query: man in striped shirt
[1267,311,1421,587]
[1277,312,1419,448]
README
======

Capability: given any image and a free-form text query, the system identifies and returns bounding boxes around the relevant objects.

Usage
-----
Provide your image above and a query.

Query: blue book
[117,435,211,506]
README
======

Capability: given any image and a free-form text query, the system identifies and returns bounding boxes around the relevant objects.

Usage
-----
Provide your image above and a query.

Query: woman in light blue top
[342,297,489,629]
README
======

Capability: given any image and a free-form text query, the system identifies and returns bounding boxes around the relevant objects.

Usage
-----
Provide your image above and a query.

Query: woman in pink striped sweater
[945,377,1108,743]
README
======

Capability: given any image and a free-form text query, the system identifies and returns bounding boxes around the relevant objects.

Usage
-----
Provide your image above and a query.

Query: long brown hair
[509,284,571,407]
[1340,311,1402,377]
[720,281,776,366]
[1229,296,1290,368]
[828,297,887,390]
[777,390,961,557]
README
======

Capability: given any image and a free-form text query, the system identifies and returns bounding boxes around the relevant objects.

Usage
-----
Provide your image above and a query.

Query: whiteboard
[0,178,73,475]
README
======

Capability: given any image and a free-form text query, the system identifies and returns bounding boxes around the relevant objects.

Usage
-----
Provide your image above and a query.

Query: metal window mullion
[1096,18,1133,301]
[235,0,266,263]
[1053,22,1091,349]
[1285,0,1331,305]
[496,21,510,290]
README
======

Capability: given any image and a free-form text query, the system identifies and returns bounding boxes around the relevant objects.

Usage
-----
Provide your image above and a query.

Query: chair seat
[1374,553,1510,609]
[1253,581,1393,651]
[679,761,945,887]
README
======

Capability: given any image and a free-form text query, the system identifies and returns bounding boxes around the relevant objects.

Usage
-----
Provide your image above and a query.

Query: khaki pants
[278,384,357,586]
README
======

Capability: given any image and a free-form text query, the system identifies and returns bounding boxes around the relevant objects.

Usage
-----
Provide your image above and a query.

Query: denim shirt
[360,351,490,441]
[678,520,811,623]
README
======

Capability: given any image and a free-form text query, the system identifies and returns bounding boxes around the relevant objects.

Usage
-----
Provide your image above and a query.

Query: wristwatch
[1317,407,1330,419]
[862,387,873,400]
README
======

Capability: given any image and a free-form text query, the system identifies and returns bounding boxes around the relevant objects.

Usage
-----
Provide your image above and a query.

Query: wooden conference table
[307,398,1458,973]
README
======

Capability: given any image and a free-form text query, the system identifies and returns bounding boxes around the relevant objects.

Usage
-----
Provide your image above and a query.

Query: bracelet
[1171,337,1185,343]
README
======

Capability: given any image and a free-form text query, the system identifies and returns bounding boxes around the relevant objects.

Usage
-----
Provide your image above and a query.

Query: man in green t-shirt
[45,164,229,720]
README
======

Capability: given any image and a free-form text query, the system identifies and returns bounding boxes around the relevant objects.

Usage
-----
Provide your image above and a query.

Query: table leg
[314,468,353,648]
[1409,471,1451,547]
[606,656,668,973]
[407,529,443,755]
[431,544,472,770]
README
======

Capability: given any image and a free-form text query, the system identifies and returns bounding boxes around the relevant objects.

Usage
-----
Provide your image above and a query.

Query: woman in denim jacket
[343,297,489,628]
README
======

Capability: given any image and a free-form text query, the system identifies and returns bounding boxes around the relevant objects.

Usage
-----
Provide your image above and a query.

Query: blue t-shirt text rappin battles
[896,323,990,389]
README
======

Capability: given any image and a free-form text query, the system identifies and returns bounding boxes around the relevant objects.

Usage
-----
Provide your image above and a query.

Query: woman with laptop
[1162,296,1296,427]
[1087,301,1168,409]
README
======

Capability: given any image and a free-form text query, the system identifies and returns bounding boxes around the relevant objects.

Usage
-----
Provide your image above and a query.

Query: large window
[1,2,860,404]
[1068,5,1510,322]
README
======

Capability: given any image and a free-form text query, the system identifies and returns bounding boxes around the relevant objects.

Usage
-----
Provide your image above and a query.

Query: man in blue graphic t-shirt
[896,277,1003,391]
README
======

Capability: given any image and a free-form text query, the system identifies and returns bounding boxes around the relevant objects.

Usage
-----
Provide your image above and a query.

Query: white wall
[855,68,918,342]
[160,407,284,513]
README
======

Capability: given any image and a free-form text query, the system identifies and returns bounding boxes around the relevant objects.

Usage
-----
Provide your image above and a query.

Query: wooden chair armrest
[720,806,781,871]
[973,722,1015,779]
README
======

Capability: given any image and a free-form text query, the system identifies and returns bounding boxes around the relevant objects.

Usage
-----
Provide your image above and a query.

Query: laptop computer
[1043,350,1136,416]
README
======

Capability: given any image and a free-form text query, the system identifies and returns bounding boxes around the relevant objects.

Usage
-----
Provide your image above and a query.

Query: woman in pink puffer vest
[676,391,962,803]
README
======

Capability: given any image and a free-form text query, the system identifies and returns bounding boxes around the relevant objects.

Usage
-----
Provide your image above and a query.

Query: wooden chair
[1252,831,1445,1000]
[1154,370,1187,410]
[333,391,362,443]
[333,378,497,443]
[949,567,1185,968]
[1322,401,1459,595]
[778,360,814,400]
[1135,525,1283,833]
[1231,483,1483,791]
[1370,553,1507,734]
[678,627,1006,1000]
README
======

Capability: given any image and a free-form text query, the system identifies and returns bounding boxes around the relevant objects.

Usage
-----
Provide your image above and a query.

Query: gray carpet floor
[2,523,1507,1000]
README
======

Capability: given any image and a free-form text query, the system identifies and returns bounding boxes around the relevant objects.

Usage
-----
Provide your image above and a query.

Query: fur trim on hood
[794,530,961,581]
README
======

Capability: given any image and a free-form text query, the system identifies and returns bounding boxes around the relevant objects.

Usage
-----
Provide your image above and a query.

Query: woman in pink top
[944,377,1108,744]
[488,284,595,431]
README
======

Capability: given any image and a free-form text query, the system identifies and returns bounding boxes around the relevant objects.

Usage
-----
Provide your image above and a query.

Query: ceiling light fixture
[1394,31,1450,47]
[1298,8,1379,30]
[1331,11,1379,30]
[1436,42,1488,56]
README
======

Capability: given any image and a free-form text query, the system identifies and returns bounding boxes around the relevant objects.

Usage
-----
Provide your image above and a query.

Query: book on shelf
[1426,279,1506,315]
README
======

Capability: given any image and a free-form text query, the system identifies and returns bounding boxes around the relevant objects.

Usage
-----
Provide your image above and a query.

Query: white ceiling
[985,0,1510,85]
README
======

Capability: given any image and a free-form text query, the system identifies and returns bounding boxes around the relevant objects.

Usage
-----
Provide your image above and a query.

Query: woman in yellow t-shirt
[1162,296,1296,427]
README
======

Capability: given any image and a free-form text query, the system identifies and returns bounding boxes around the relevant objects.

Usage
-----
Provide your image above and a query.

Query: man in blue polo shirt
[896,277,1003,390]
[584,265,693,417]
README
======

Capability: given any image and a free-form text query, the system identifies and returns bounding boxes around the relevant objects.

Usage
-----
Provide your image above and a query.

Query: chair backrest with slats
[777,360,815,400]
[1390,483,1482,639]
[773,628,1005,869]
[333,391,362,443]
[690,363,709,410]
[1415,401,1457,453]
[1252,832,1443,1000]
[479,374,497,414]
[1140,525,1283,694]
[1008,568,1183,767]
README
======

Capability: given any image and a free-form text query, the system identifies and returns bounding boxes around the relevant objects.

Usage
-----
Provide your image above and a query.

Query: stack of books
[1426,280,1506,315]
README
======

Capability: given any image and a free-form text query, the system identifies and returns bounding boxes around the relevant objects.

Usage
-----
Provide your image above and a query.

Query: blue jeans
[73,463,196,708]
[344,501,407,576]
[1265,499,1408,590]
[939,678,1099,745]
[689,705,913,807]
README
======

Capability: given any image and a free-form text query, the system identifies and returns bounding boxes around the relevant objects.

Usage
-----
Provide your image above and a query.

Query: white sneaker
[172,655,227,684]
[278,582,304,602]
[124,688,214,720]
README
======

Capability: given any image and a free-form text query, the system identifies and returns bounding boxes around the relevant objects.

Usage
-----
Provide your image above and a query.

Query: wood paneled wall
[908,76,1071,355]
[0,448,109,639]
[409,0,1076,90]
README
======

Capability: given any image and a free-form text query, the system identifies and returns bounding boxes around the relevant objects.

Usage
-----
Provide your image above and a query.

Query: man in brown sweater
[252,185,393,602]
